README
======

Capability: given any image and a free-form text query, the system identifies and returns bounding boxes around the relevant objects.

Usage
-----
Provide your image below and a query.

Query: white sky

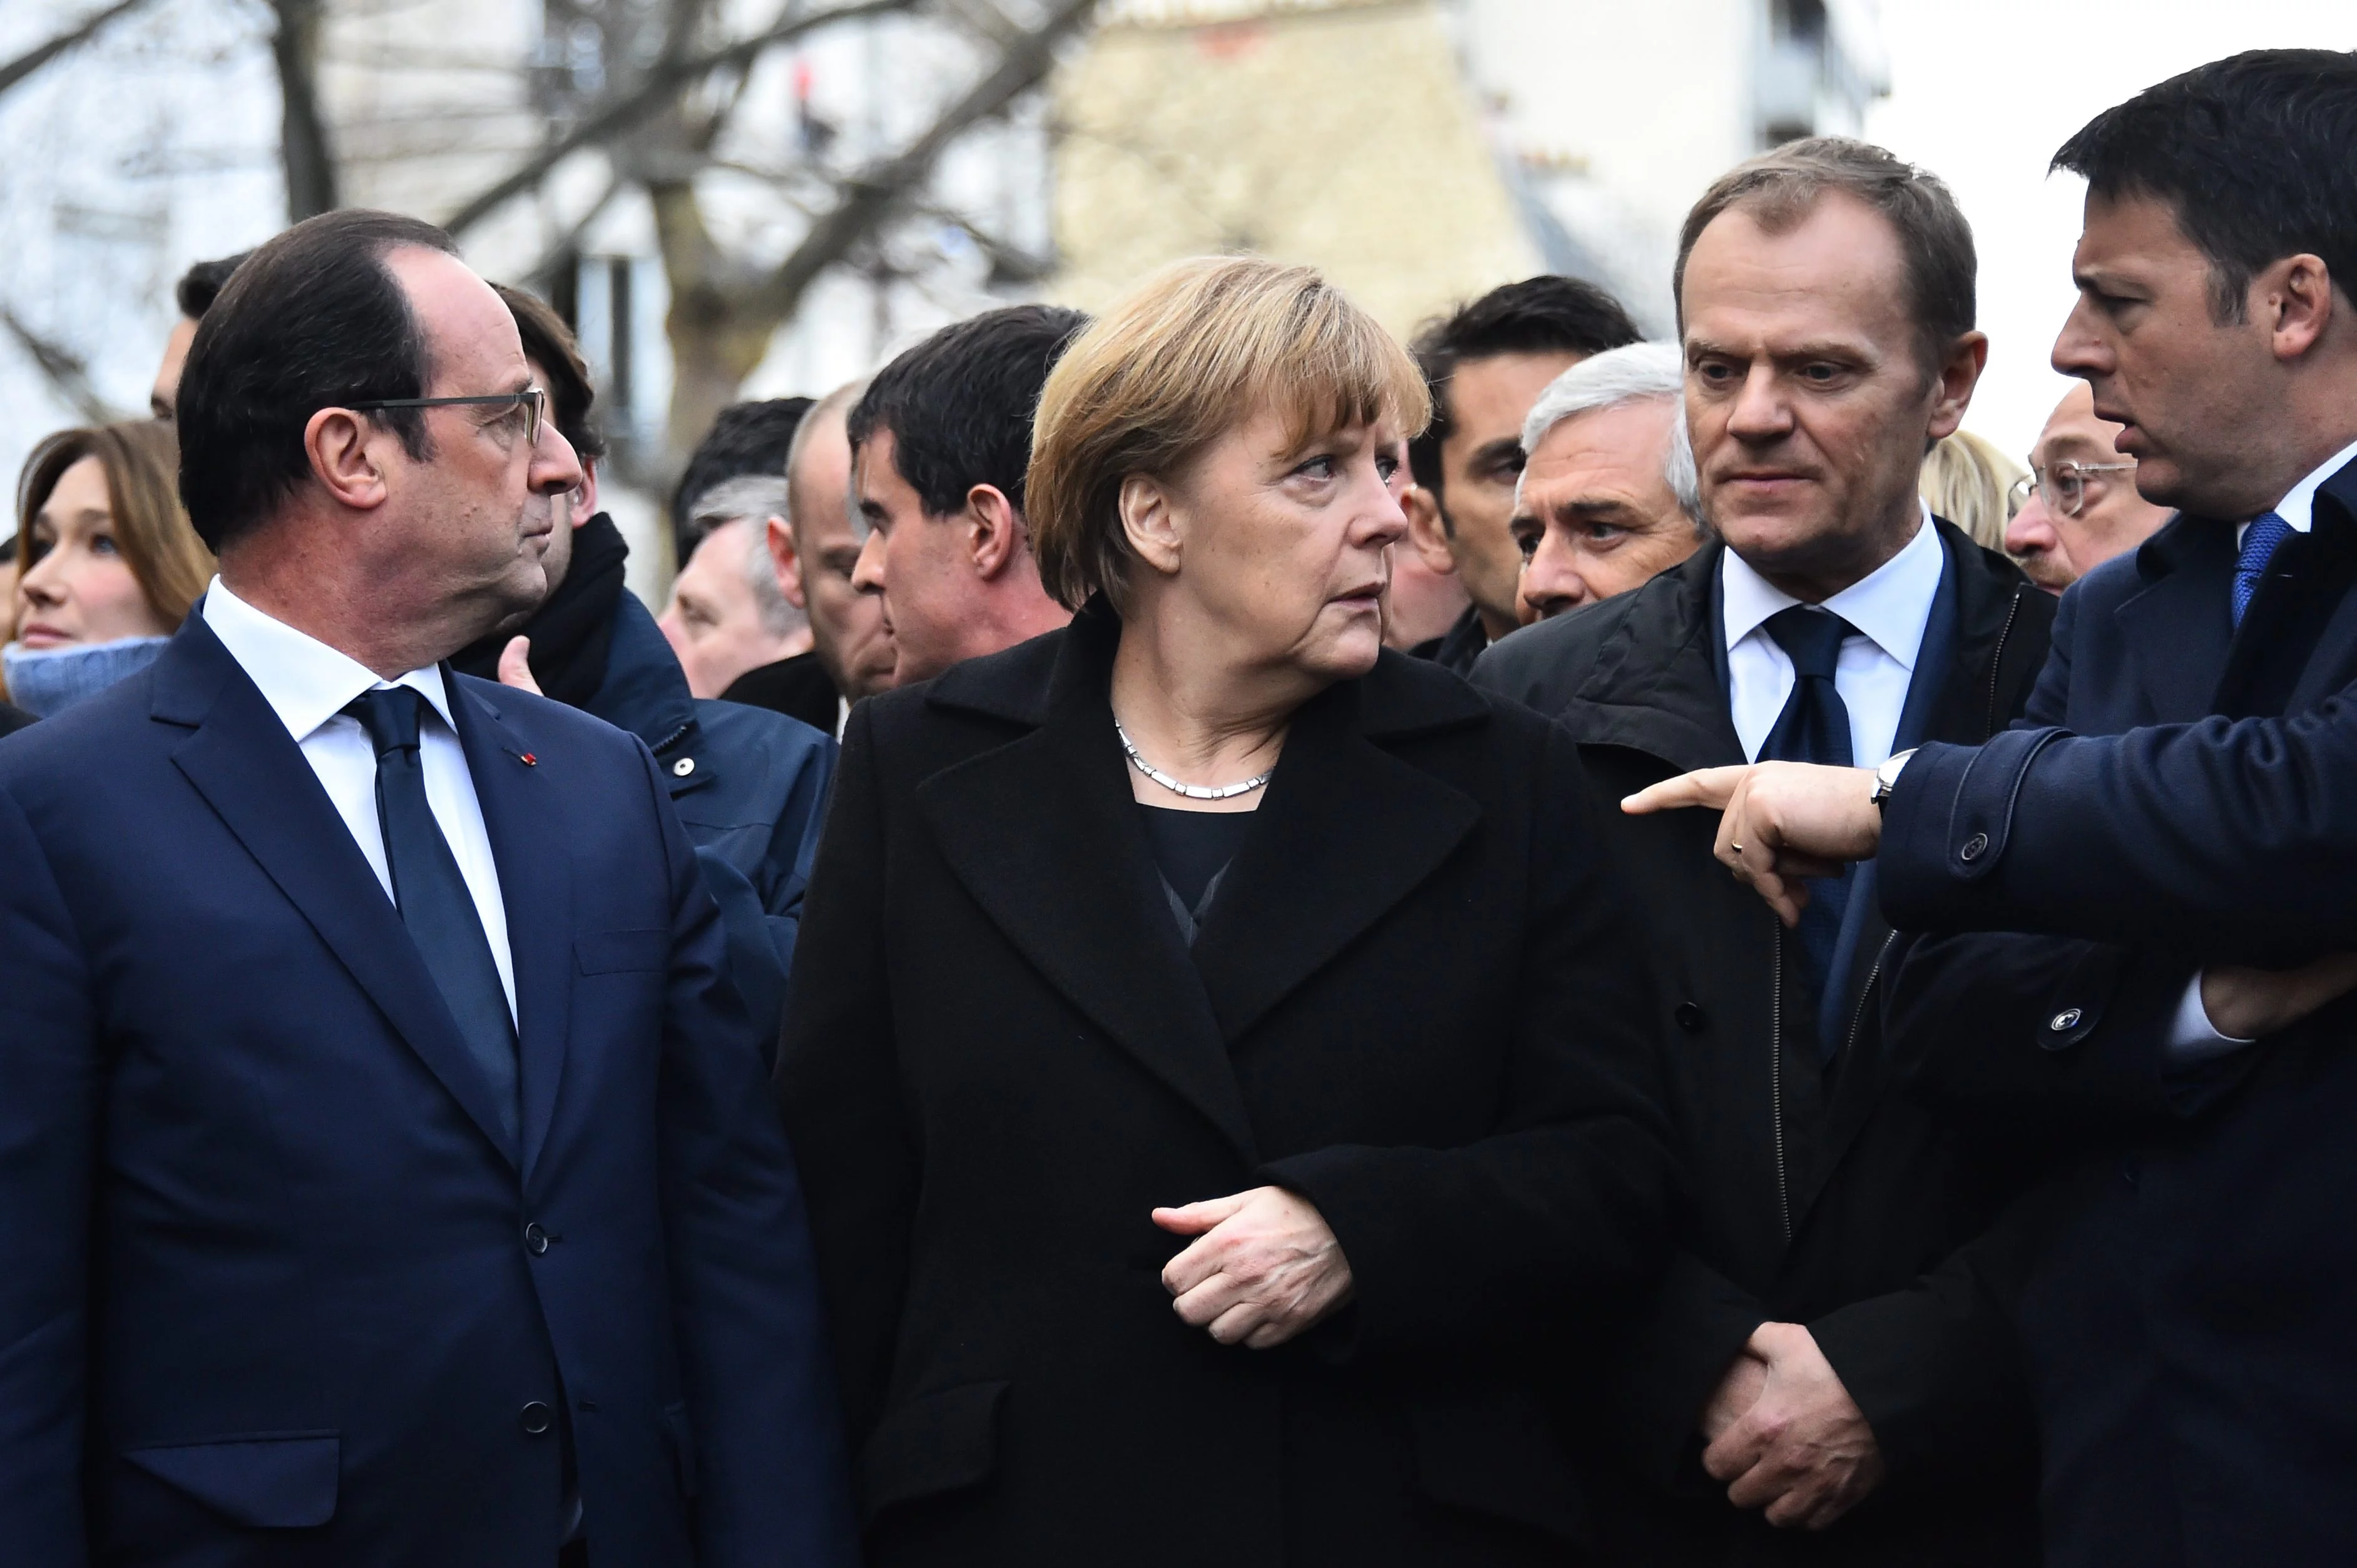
[1863,1,2357,462]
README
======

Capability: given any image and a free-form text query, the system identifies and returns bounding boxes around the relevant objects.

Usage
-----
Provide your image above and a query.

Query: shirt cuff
[2165,969,2257,1066]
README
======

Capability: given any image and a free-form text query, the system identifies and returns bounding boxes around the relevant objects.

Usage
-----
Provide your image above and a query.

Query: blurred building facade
[1055,0,1886,336]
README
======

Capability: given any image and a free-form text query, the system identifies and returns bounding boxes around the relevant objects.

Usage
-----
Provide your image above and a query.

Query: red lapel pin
[518,752,537,766]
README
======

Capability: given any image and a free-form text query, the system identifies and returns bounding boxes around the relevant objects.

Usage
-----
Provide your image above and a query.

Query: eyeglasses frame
[347,387,547,449]
[2009,457,2137,519]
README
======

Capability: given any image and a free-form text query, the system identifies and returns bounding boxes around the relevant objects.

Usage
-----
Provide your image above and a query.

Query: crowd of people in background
[1,42,2351,1568]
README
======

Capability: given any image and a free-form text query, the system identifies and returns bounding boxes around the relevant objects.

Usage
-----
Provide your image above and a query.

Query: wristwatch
[1871,748,1916,812]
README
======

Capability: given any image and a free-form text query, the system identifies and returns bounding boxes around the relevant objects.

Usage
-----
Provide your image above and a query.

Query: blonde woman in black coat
[775,257,1672,1567]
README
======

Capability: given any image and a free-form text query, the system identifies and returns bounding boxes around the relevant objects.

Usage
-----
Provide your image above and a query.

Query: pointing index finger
[1623,765,1749,817]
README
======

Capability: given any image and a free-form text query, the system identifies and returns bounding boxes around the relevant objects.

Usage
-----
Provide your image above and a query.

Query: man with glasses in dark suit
[0,209,852,1567]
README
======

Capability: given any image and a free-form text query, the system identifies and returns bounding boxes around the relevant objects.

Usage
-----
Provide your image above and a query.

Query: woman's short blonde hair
[1028,257,1429,613]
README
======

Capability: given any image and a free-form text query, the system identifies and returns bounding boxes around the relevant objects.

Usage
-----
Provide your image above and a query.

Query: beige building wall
[1051,0,1541,340]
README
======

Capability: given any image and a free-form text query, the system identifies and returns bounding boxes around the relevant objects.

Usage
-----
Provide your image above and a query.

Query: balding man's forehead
[384,244,526,380]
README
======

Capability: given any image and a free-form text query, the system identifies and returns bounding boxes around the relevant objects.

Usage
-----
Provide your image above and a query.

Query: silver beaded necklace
[1113,720,1272,802]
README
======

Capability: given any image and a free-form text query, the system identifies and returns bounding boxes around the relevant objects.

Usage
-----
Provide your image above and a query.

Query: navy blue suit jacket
[0,613,854,1566]
[1877,455,2357,1566]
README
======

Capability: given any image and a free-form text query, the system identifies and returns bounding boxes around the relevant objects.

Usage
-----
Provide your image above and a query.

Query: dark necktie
[1759,605,1857,1031]
[2232,511,2293,629]
[345,686,519,1145]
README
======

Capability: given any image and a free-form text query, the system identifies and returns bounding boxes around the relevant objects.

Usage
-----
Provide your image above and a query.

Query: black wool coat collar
[916,597,1488,1164]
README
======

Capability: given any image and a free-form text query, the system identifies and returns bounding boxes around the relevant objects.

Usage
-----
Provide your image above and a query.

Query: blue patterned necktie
[1759,606,1858,1038]
[345,686,520,1145]
[2233,511,2293,629]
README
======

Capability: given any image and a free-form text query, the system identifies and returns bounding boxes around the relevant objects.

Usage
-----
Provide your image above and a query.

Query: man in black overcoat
[1478,137,2052,1565]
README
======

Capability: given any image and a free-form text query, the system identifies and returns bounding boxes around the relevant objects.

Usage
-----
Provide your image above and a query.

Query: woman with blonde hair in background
[1918,427,2028,554]
[2,421,213,721]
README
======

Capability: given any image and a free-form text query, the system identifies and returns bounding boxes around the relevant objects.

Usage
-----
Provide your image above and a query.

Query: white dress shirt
[202,578,518,1020]
[1723,500,1944,770]
[2172,434,2357,1059]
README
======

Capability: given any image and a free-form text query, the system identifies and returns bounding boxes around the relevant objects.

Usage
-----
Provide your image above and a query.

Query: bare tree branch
[0,0,155,99]
[272,0,340,220]
[740,0,1095,328]
[516,171,625,289]
[441,0,918,240]
[0,308,120,424]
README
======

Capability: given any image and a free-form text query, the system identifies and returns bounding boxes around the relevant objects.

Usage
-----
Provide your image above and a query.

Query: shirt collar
[2268,434,2357,534]
[1720,499,1943,671]
[200,577,457,743]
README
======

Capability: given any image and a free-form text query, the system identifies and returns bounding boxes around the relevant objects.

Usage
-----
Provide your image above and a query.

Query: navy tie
[2233,511,2293,629]
[1760,606,1857,1031]
[345,686,519,1146]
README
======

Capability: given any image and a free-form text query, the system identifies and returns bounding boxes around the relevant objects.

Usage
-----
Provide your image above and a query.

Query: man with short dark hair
[150,250,250,420]
[0,209,853,1564]
[1480,139,2052,1564]
[453,285,834,1049]
[847,304,1086,685]
[1627,51,2357,1566]
[1405,275,1639,671]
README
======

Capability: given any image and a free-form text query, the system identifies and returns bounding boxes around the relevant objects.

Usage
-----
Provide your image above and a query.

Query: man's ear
[1403,484,1459,576]
[571,456,601,527]
[1118,471,1183,578]
[2267,253,2337,363]
[1925,330,1990,443]
[767,514,807,609]
[304,407,391,512]
[965,484,1027,581]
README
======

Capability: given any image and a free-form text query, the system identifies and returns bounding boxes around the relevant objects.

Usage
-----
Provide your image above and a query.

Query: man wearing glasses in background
[0,210,852,1565]
[2002,381,2170,591]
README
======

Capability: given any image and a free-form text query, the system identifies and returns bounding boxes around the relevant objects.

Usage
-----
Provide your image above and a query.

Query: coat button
[672,756,696,777]
[524,1222,550,1255]
[2049,1007,2083,1032]
[1674,1001,1709,1034]
[1959,831,1990,862]
[519,1401,555,1436]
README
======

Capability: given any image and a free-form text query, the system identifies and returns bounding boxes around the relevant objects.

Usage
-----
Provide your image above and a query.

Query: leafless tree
[438,0,1096,467]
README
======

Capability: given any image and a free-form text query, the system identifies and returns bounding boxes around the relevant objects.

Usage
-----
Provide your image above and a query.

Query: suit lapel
[2114,516,2236,723]
[918,616,1256,1164]
[449,675,574,1179]
[1190,673,1483,1045]
[2284,490,2357,712]
[160,623,520,1167]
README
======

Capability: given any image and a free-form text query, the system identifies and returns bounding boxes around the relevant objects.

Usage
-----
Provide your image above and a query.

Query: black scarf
[451,511,630,708]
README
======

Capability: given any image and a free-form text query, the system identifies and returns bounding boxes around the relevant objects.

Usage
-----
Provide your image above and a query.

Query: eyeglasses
[2007,459,2135,519]
[349,387,546,447]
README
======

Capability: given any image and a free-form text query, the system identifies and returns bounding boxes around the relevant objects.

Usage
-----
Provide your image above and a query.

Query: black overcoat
[774,598,1673,1567]
[1475,522,2054,1566]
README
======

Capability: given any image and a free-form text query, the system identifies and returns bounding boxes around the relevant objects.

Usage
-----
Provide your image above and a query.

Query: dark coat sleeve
[1258,720,1675,1355]
[1602,1251,1769,1489]
[647,740,857,1568]
[1880,641,2357,962]
[771,701,919,1450]
[0,780,96,1560]
[1807,1229,2035,1485]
